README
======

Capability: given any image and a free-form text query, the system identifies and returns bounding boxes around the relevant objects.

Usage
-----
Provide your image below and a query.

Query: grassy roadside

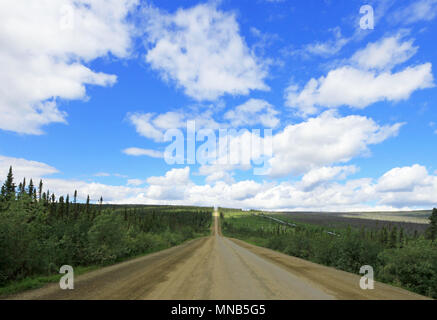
[0,265,98,297]
[0,230,210,298]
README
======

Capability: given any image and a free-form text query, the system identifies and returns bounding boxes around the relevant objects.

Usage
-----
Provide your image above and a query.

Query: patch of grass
[0,265,98,298]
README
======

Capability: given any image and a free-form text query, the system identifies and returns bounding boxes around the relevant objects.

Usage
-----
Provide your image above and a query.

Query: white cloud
[299,165,358,191]
[123,147,164,158]
[143,3,268,101]
[3,155,435,210]
[350,36,418,71]
[375,165,437,207]
[0,0,137,134]
[43,179,135,203]
[146,167,190,186]
[0,155,58,182]
[128,107,403,181]
[224,99,280,128]
[391,0,437,25]
[194,111,402,181]
[127,110,220,142]
[94,172,127,178]
[0,155,137,201]
[185,165,437,210]
[286,36,434,116]
[267,111,403,177]
[127,99,279,147]
[152,112,186,130]
[204,170,235,184]
[302,27,350,57]
[128,109,403,180]
[376,164,432,192]
[127,179,146,186]
[145,167,191,200]
[127,113,167,142]
[0,155,141,202]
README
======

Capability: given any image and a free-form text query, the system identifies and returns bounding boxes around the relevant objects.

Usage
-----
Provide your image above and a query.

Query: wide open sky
[0,0,436,211]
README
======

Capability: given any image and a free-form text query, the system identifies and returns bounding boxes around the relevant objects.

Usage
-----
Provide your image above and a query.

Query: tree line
[0,167,212,288]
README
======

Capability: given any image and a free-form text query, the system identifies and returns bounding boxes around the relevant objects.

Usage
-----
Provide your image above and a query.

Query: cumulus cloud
[145,167,191,200]
[143,3,268,101]
[302,27,350,57]
[350,36,418,71]
[44,179,135,203]
[191,165,437,210]
[116,164,437,211]
[267,111,403,177]
[146,167,190,186]
[376,164,432,192]
[94,172,127,178]
[128,108,403,180]
[224,99,280,128]
[299,166,358,191]
[204,170,235,184]
[127,113,167,142]
[126,98,278,146]
[195,128,266,182]
[375,165,437,207]
[2,155,435,210]
[123,147,163,158]
[0,155,58,182]
[0,0,137,134]
[286,36,434,116]
[127,110,220,142]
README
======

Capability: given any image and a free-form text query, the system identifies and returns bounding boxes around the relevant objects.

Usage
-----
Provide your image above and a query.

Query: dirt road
[8,210,428,300]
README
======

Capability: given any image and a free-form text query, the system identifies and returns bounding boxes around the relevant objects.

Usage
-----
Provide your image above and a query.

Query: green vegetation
[221,210,437,298]
[426,208,437,241]
[0,265,98,297]
[0,167,212,294]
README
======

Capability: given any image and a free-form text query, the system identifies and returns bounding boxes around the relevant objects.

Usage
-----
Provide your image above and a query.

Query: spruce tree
[20,178,26,195]
[18,182,23,199]
[38,180,43,201]
[65,194,70,217]
[380,226,388,246]
[58,196,64,218]
[389,226,398,248]
[426,208,437,241]
[73,190,78,219]
[3,166,15,200]
[50,194,56,216]
[399,227,404,248]
[85,195,90,215]
[28,179,34,197]
[0,185,5,200]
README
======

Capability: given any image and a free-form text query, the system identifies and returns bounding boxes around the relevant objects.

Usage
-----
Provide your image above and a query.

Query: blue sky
[0,0,436,210]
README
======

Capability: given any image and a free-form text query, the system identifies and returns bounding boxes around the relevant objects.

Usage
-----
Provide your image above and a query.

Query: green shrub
[377,240,437,298]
